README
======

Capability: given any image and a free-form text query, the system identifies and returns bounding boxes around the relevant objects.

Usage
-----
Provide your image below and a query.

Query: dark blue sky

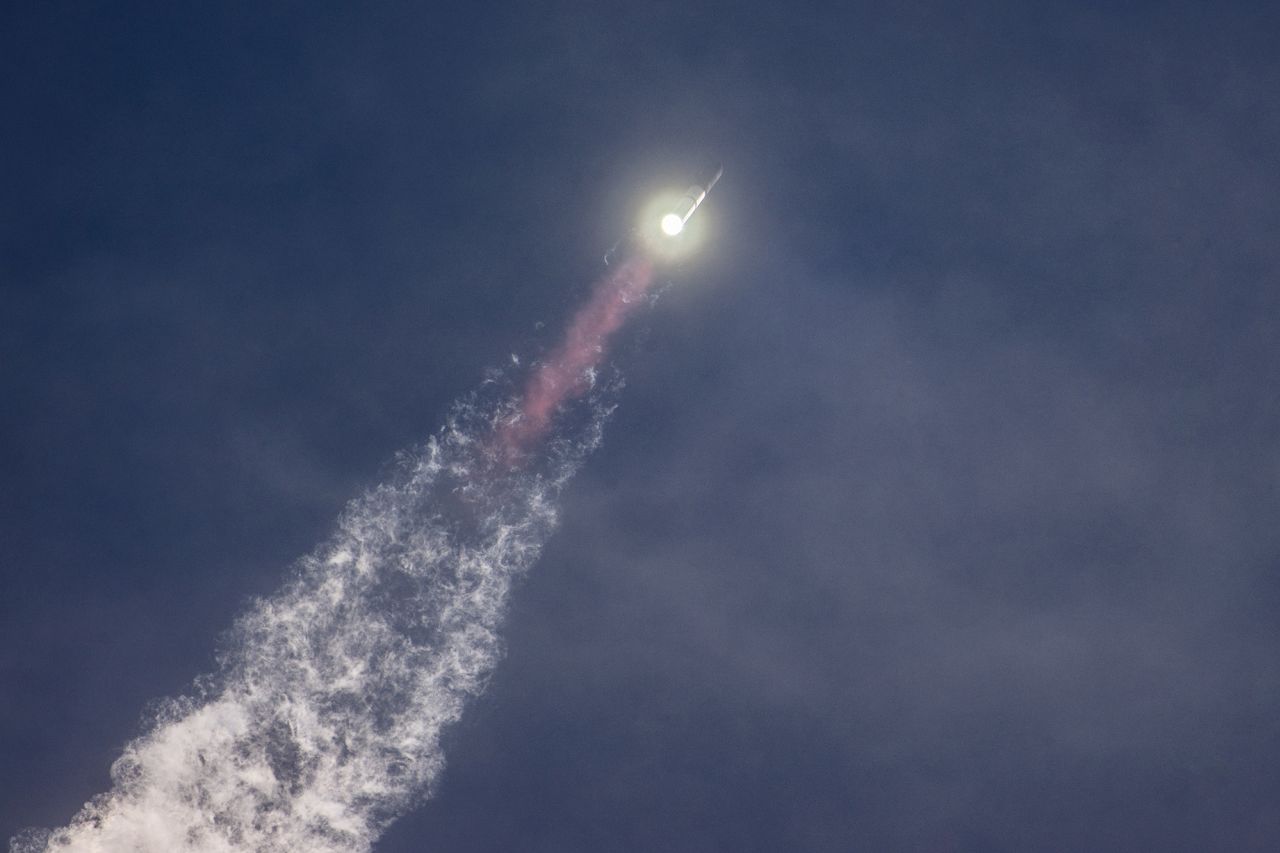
[5,2,1280,850]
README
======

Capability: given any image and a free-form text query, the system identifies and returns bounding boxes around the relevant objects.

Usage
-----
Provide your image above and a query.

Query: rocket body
[604,160,723,265]
[666,162,724,233]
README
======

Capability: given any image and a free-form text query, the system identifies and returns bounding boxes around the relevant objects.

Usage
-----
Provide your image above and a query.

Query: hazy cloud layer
[4,2,1279,851]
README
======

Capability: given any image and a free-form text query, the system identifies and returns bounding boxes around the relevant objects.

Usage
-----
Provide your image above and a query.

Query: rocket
[659,161,724,236]
[605,160,723,266]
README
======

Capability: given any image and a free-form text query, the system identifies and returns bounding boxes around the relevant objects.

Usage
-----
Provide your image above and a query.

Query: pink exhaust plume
[498,255,655,458]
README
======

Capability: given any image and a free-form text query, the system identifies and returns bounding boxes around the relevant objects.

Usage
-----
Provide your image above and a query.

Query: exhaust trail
[12,257,656,853]
[498,256,655,457]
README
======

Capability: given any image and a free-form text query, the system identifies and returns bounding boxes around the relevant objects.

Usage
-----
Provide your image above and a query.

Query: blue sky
[4,2,1280,850]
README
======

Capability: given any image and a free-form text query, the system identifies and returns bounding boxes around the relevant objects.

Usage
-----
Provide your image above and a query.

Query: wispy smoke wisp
[13,260,654,853]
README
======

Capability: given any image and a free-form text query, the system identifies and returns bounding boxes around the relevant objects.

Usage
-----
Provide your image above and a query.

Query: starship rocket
[605,160,723,266]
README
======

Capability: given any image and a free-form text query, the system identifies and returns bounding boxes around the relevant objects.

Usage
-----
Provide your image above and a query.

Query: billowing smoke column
[11,257,657,852]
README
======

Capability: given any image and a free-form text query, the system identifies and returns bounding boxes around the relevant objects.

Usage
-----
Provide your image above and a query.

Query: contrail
[12,257,656,853]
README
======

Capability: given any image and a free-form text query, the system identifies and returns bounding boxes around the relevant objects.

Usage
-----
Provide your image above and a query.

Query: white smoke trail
[11,369,621,853]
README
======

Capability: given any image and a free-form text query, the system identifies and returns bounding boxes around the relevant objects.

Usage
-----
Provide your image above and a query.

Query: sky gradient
[4,2,1280,850]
